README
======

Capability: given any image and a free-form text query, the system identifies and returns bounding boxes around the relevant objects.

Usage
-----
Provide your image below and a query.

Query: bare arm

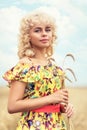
[8,81,68,114]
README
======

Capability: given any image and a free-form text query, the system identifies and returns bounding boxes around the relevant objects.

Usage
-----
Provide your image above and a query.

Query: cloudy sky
[0,0,87,87]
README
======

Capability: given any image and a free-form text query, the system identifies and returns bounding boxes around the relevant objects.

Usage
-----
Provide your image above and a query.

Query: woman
[3,10,73,130]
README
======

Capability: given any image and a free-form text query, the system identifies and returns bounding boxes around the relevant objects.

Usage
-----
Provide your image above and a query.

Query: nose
[42,30,47,36]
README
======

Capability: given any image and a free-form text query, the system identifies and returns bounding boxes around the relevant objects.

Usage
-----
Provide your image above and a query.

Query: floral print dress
[3,62,67,130]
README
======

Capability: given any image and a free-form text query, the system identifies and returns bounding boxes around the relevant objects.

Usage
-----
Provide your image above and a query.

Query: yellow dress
[3,62,67,130]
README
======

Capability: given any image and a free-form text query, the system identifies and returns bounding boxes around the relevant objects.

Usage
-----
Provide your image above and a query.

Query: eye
[34,29,41,32]
[34,27,41,32]
[46,27,52,32]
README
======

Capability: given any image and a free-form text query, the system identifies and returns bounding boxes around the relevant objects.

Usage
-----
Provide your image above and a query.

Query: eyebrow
[34,26,51,29]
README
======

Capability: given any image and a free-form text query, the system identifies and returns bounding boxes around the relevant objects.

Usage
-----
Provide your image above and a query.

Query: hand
[49,89,69,105]
[65,103,74,118]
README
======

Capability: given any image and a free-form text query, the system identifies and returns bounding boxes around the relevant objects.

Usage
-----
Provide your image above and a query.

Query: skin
[8,24,74,118]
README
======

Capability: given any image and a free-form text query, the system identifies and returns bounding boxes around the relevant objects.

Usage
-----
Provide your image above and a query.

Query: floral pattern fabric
[3,62,67,130]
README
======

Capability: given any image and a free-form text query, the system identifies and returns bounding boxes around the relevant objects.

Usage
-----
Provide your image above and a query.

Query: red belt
[32,104,60,113]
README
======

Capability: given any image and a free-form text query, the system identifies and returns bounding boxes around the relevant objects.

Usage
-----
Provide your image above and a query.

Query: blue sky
[0,0,87,87]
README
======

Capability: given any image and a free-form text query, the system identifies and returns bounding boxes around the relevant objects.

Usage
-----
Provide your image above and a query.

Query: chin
[42,43,50,47]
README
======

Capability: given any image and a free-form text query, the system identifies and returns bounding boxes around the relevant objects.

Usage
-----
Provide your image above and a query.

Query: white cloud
[21,0,70,6]
[57,16,76,39]
[0,49,18,68]
[72,0,87,6]
[33,6,76,39]
[21,0,38,4]
[0,6,26,33]
[0,6,27,51]
[21,0,87,25]
[76,42,87,61]
[0,50,18,85]
[0,6,25,68]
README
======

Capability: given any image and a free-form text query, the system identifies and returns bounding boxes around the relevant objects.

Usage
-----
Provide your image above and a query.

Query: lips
[40,39,49,43]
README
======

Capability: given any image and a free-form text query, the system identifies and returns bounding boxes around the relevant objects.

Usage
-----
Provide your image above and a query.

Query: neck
[33,48,47,60]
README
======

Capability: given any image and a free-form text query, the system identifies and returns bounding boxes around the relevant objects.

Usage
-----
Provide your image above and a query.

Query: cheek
[49,32,53,38]
[49,34,53,42]
[30,34,38,42]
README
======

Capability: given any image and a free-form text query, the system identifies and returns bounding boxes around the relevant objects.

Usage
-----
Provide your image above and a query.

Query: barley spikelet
[62,53,76,130]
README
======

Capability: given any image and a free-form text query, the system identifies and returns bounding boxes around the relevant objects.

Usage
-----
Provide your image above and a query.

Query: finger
[66,104,73,113]
[66,105,74,118]
[62,99,68,105]
[66,109,74,118]
[62,89,68,94]
[62,91,69,97]
[63,96,68,103]
[67,112,72,118]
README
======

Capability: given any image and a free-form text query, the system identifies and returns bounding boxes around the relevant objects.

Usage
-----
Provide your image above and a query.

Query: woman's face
[29,24,53,49]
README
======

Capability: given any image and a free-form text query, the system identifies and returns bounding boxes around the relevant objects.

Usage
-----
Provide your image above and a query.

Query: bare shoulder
[19,57,32,65]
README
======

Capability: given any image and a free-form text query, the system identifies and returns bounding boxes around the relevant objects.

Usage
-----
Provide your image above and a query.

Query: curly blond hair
[18,10,57,59]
